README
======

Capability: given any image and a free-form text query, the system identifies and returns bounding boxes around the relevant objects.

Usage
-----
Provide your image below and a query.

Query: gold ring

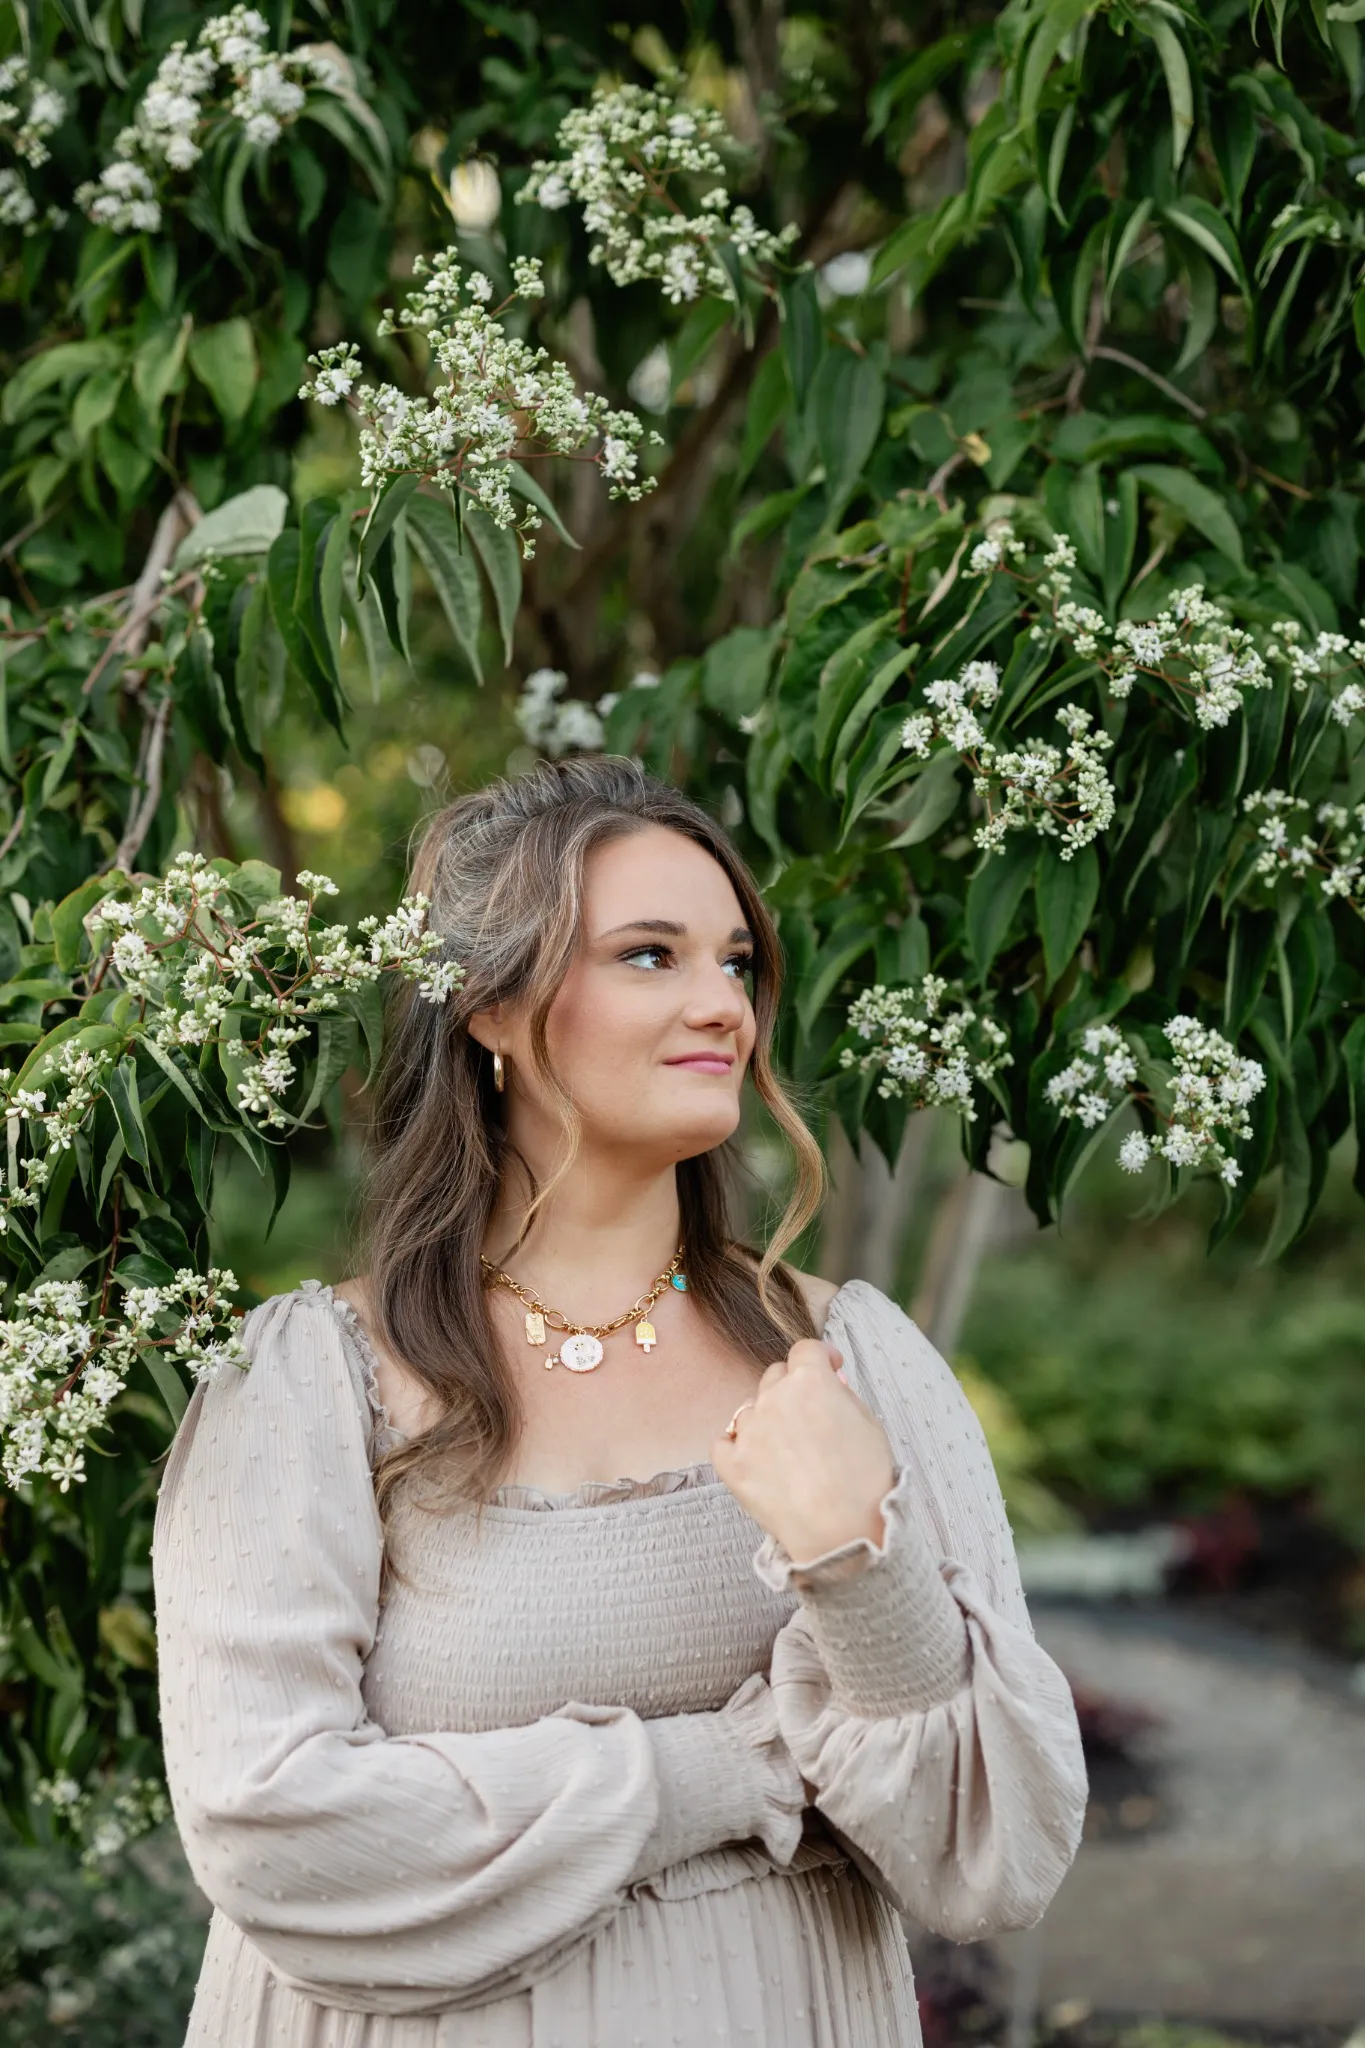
[724,1400,756,1441]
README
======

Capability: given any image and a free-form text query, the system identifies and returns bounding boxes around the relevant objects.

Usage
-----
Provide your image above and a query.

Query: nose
[683,956,749,1033]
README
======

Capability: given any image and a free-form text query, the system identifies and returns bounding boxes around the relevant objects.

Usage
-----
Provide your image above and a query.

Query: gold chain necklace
[479,1246,687,1373]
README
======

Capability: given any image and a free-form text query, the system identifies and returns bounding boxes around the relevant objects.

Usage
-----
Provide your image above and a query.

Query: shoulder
[232,1279,386,1446]
[819,1278,963,1420]
[781,1267,841,1330]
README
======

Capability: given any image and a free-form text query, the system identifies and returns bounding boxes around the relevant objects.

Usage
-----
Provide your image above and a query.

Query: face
[479,824,758,1168]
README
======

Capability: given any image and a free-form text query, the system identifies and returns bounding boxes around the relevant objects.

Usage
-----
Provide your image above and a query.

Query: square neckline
[305,1276,859,1513]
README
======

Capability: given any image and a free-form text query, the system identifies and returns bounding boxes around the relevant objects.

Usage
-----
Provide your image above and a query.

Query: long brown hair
[363,755,825,1515]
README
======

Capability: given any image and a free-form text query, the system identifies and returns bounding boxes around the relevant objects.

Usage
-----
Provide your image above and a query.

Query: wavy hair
[361,755,825,1517]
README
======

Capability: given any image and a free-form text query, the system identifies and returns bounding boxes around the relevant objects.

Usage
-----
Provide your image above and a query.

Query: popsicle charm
[525,1309,546,1346]
[635,1317,657,1353]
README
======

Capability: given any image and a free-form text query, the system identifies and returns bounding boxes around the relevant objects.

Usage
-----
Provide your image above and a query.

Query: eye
[620,944,671,971]
[723,952,755,982]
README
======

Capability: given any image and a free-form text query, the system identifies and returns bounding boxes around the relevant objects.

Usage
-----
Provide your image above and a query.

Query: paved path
[1004,1605,1365,2026]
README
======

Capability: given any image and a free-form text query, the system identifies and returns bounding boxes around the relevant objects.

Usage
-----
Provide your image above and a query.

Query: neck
[487,1147,685,1314]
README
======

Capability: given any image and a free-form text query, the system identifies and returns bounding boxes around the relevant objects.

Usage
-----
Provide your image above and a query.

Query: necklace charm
[557,1332,605,1373]
[635,1317,656,1353]
[524,1309,546,1347]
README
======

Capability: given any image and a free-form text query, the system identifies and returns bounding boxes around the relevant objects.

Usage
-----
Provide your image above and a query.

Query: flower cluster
[0,54,67,234]
[841,977,1011,1116]
[35,1770,171,1867]
[0,1039,117,1227]
[514,668,612,756]
[1244,789,1365,913]
[0,1270,242,1493]
[301,251,657,549]
[1265,619,1365,726]
[1047,1016,1264,1185]
[1044,1023,1139,1129]
[901,659,1114,859]
[75,6,339,233]
[970,527,1275,732]
[83,853,460,1129]
[519,81,798,305]
[0,54,65,166]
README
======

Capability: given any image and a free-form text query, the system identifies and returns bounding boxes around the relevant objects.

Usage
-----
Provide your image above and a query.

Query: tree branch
[82,488,202,698]
[1090,344,1207,421]
[111,693,173,874]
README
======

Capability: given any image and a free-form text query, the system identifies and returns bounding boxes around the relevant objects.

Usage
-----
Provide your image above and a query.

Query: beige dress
[153,1278,1086,2048]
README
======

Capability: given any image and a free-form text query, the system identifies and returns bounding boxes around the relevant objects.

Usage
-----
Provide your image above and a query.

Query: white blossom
[519,80,798,306]
[300,251,656,551]
[75,6,340,234]
[514,668,606,757]
[840,977,1011,1116]
[1049,1016,1264,1185]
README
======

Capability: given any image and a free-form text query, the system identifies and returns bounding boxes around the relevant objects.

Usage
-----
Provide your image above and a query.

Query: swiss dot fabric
[153,1277,1086,2047]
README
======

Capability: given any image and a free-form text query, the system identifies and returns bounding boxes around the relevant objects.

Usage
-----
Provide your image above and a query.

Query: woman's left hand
[712,1340,896,1565]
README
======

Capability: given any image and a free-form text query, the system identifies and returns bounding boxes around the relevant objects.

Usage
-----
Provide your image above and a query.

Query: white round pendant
[558,1333,605,1373]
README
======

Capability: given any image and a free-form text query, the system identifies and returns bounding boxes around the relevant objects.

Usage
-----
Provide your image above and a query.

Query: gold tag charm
[635,1318,657,1353]
[525,1310,546,1347]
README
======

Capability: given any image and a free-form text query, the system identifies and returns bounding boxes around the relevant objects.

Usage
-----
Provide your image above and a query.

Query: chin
[664,1107,742,1162]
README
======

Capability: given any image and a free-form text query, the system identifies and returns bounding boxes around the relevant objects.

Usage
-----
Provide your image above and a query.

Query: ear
[465,1004,504,1054]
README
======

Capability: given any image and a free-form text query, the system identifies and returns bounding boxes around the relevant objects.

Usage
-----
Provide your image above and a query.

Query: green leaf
[144,1353,188,1429]
[298,1013,358,1123]
[1129,464,1246,569]
[1,339,123,424]
[103,1055,149,1169]
[506,461,579,549]
[1139,16,1195,166]
[267,528,345,733]
[1162,199,1250,299]
[71,367,125,448]
[132,315,191,415]
[1174,251,1220,376]
[345,979,386,1088]
[882,749,962,848]
[52,877,116,972]
[702,624,778,724]
[812,351,885,516]
[779,269,825,409]
[1018,0,1095,130]
[1344,1013,1365,1197]
[467,508,521,666]
[966,833,1040,974]
[1036,842,1099,989]
[669,298,730,398]
[796,921,877,1035]
[736,349,792,488]
[188,318,260,426]
[174,485,289,569]
[407,491,482,681]
[358,472,420,588]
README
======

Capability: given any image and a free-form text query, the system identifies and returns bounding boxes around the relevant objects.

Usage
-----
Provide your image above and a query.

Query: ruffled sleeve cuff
[630,1673,805,1883]
[753,1468,971,1717]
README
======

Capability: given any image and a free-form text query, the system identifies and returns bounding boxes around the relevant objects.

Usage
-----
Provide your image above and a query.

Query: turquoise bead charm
[670,1273,688,1291]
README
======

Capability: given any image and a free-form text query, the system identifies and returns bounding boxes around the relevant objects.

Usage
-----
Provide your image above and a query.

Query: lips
[665,1054,735,1074]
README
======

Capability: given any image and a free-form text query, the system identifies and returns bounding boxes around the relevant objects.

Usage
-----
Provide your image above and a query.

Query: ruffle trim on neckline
[488,1463,720,1512]
[301,1280,722,1507]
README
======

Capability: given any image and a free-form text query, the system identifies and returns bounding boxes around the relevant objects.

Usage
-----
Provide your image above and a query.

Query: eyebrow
[597,918,755,944]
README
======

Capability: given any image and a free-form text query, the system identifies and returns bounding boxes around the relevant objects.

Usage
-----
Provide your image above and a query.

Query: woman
[154,755,1086,2048]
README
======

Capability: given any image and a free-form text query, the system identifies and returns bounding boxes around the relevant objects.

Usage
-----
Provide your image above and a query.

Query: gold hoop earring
[492,1049,506,1094]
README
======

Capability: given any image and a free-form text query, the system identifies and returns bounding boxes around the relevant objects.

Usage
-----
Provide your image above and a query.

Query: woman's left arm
[713,1285,1087,1940]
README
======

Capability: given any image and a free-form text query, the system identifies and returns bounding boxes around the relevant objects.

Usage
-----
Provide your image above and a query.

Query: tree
[0,0,1363,1850]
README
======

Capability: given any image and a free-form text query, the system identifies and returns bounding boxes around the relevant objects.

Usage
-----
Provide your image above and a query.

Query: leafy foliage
[1,0,1364,1863]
